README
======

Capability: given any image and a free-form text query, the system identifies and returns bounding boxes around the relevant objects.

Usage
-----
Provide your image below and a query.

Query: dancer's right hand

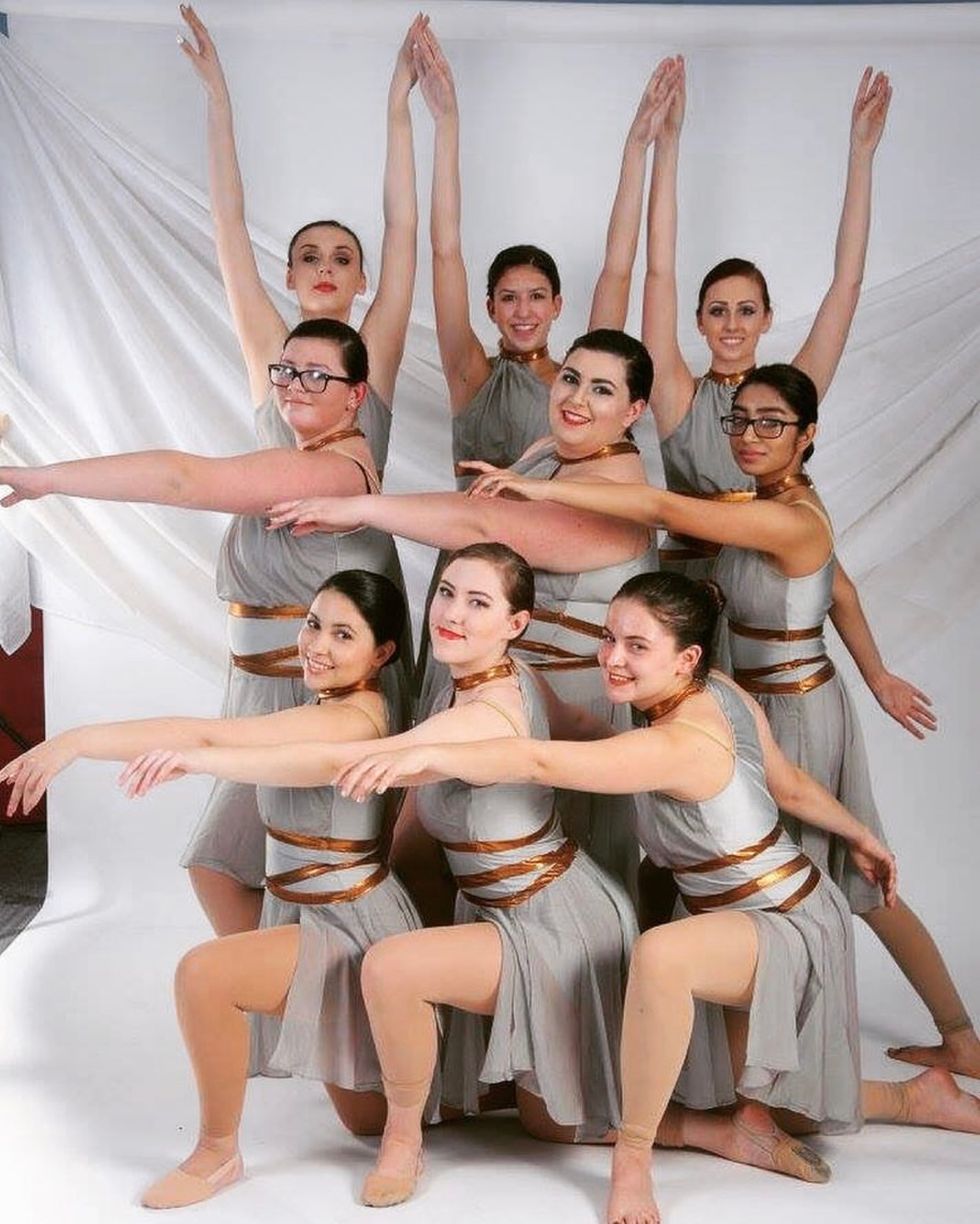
[119,749,197,798]
[849,830,898,908]
[178,4,229,102]
[0,738,77,817]
[628,56,685,149]
[0,465,50,507]
[413,22,457,120]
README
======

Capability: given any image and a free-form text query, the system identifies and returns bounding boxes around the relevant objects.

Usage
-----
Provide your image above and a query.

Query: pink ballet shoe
[360,1150,423,1208]
[141,1152,243,1209]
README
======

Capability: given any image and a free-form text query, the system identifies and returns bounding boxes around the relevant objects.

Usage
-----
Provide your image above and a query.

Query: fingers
[1,491,23,508]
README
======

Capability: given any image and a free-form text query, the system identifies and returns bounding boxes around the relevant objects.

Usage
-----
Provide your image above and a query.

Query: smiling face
[273,335,364,444]
[598,597,702,708]
[696,274,772,372]
[486,265,562,353]
[297,588,391,694]
[727,382,814,483]
[548,346,645,457]
[286,224,367,320]
[427,557,530,677]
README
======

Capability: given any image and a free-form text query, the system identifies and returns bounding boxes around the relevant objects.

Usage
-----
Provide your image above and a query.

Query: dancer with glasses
[464,362,980,1079]
[177,4,420,472]
[336,571,980,1222]
[0,320,413,938]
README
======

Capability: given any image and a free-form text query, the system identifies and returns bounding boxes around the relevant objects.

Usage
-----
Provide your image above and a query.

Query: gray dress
[660,376,755,674]
[511,441,660,895]
[418,667,638,1139]
[256,384,393,476]
[633,677,862,1133]
[251,726,423,1086]
[713,543,889,913]
[180,490,414,888]
[451,356,551,490]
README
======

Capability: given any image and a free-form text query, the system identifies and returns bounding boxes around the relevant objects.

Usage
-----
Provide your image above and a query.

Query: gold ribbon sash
[453,840,577,909]
[264,826,388,906]
[673,824,783,875]
[729,620,836,695]
[682,853,813,914]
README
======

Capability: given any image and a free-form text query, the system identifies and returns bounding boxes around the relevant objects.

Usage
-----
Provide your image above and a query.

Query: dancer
[122,544,637,1202]
[465,363,980,1079]
[177,4,420,469]
[267,328,660,893]
[0,320,413,937]
[337,572,980,1222]
[0,572,432,1208]
[412,24,680,480]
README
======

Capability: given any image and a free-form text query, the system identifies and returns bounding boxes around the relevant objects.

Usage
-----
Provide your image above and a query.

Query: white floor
[1,612,978,1224]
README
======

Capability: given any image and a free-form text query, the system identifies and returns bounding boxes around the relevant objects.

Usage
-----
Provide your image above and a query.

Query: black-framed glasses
[268,363,355,394]
[720,414,801,439]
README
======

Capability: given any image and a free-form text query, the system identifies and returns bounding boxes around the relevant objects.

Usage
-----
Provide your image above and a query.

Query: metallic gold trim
[231,645,303,678]
[442,812,558,855]
[452,658,518,693]
[682,853,812,913]
[457,840,577,908]
[498,341,550,365]
[735,659,836,696]
[704,366,755,389]
[729,621,823,643]
[266,826,380,853]
[531,607,606,640]
[266,862,389,906]
[228,602,308,620]
[554,440,640,466]
[755,472,813,500]
[673,824,783,875]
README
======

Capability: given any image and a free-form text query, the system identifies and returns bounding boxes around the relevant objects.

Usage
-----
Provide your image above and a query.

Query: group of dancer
[1,7,978,1223]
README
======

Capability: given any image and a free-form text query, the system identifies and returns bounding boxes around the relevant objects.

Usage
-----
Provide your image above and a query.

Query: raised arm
[179,5,286,404]
[357,16,423,407]
[266,487,649,573]
[641,58,696,437]
[0,444,370,515]
[0,701,381,819]
[588,57,683,331]
[415,25,492,412]
[830,562,935,738]
[742,677,897,904]
[792,68,891,400]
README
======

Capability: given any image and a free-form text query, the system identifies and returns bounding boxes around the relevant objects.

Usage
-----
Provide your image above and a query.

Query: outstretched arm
[830,563,935,738]
[266,486,648,573]
[358,16,423,407]
[588,56,683,331]
[415,25,492,412]
[641,58,696,438]
[793,68,892,400]
[0,701,380,818]
[743,677,897,904]
[0,444,369,514]
[179,4,286,404]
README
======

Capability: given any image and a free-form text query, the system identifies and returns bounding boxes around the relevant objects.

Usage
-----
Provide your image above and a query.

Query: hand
[413,23,457,121]
[459,461,549,501]
[870,671,936,739]
[336,745,437,802]
[0,465,50,508]
[850,66,891,157]
[118,749,198,798]
[265,496,367,535]
[178,4,230,102]
[0,737,77,817]
[849,831,897,907]
[629,55,685,148]
[392,12,428,97]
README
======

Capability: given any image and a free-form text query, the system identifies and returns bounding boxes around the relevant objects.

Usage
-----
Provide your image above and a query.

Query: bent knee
[361,935,416,1005]
[629,926,692,986]
[174,938,225,999]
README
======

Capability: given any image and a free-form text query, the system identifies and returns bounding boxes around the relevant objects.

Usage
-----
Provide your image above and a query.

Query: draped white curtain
[1,2,979,672]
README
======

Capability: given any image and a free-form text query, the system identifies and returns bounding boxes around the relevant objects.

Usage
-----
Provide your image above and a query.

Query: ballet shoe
[732,1113,830,1184]
[141,1152,243,1209]
[360,1151,423,1208]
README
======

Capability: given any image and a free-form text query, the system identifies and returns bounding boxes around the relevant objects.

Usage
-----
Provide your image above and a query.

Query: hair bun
[701,580,727,614]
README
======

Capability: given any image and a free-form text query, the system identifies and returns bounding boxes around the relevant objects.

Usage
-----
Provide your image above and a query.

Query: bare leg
[141,925,299,1208]
[609,913,759,1224]
[862,1068,980,1133]
[327,1086,387,1137]
[188,865,263,936]
[861,897,980,1078]
[359,924,503,1206]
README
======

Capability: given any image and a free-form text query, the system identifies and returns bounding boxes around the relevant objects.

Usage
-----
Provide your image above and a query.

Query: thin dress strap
[667,718,735,757]
[793,498,835,541]
[470,697,524,737]
[339,699,387,740]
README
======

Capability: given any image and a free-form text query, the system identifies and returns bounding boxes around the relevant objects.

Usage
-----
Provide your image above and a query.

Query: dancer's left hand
[850,66,892,156]
[871,671,936,739]
[460,461,549,501]
[119,749,198,797]
[0,465,49,507]
[849,831,897,907]
[336,746,437,801]
[0,738,76,817]
[266,496,366,535]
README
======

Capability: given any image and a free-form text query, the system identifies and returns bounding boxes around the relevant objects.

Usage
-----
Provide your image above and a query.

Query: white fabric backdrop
[1,5,979,1223]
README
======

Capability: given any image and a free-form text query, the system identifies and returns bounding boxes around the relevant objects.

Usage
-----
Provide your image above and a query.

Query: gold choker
[705,366,755,389]
[315,677,381,702]
[555,440,640,466]
[499,342,550,365]
[755,472,813,500]
[300,426,365,453]
[642,679,704,724]
[453,658,517,692]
